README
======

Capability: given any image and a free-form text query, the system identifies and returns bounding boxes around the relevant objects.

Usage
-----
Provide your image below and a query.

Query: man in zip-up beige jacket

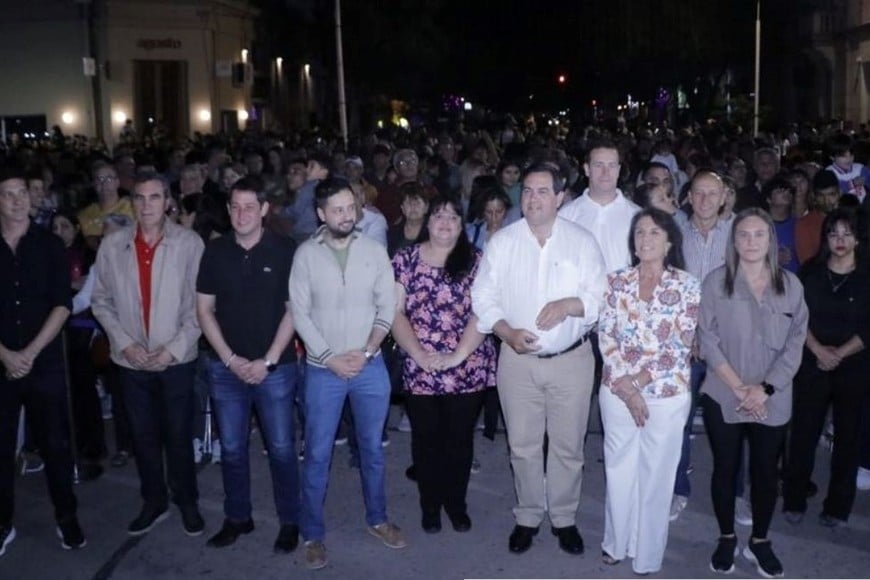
[288,177,402,570]
[91,171,205,540]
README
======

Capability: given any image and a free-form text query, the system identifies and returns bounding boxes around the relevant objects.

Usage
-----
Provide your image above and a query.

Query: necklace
[827,268,852,293]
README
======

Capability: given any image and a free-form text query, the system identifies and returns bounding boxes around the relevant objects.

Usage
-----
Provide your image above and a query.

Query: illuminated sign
[137,38,182,50]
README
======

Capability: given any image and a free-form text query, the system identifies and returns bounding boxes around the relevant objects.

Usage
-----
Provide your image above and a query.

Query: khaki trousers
[496,341,595,528]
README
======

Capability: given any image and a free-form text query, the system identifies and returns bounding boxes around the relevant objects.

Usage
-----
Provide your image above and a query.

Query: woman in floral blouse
[390,194,496,534]
[598,207,701,575]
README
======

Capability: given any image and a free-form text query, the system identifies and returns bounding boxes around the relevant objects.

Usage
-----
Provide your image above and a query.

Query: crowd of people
[1,114,870,577]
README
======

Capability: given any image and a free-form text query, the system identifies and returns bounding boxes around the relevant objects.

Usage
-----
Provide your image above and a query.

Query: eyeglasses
[827,231,854,239]
[398,158,418,167]
[95,175,117,184]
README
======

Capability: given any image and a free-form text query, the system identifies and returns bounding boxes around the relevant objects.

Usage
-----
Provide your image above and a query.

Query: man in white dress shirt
[559,140,640,406]
[472,161,607,556]
[559,139,640,273]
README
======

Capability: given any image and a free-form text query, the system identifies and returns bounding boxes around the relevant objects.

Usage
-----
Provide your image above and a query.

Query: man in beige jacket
[92,171,205,539]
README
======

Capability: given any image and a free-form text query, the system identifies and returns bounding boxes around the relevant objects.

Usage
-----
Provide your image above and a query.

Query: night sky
[264,0,803,113]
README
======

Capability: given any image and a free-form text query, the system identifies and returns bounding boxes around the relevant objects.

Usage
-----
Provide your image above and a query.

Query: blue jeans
[208,359,300,524]
[120,362,198,508]
[674,359,705,497]
[301,357,390,541]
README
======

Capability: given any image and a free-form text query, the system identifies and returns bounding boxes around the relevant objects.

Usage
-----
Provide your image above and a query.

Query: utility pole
[335,0,348,149]
[753,0,761,137]
[84,0,105,143]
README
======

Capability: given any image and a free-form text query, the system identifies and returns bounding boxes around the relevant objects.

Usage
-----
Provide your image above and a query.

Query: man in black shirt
[0,166,84,555]
[196,175,301,553]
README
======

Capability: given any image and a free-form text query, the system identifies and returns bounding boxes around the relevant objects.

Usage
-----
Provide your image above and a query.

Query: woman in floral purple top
[598,208,701,575]
[391,194,496,535]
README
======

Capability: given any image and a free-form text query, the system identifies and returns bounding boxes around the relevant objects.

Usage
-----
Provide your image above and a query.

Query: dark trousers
[67,327,105,461]
[102,362,131,453]
[120,362,198,508]
[482,387,502,440]
[406,391,484,517]
[783,356,868,519]
[0,368,77,524]
[702,395,786,539]
[862,392,870,469]
[674,359,706,497]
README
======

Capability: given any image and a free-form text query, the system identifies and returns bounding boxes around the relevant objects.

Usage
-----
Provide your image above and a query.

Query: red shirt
[795,210,825,265]
[134,228,163,337]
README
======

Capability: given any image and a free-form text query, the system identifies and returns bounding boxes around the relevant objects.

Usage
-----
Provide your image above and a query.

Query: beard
[326,221,355,239]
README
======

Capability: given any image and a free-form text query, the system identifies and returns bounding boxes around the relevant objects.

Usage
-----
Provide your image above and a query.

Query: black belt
[536,332,590,359]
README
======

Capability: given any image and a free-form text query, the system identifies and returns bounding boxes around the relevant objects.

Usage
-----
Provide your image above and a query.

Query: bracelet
[225,353,236,368]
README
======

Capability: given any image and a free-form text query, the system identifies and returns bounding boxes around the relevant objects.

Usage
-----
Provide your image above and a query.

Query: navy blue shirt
[197,231,297,364]
[0,224,71,372]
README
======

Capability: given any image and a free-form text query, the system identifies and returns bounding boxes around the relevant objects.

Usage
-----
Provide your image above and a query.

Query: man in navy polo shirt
[196,175,300,554]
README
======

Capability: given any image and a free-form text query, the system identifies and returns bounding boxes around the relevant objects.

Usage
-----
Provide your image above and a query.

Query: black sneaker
[110,451,130,468]
[77,462,104,482]
[127,504,169,536]
[710,535,738,574]
[0,525,16,557]
[179,505,205,537]
[206,519,255,548]
[273,523,300,553]
[57,517,87,550]
[743,540,784,578]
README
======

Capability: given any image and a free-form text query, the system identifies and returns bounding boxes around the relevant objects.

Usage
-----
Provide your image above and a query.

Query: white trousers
[600,387,690,574]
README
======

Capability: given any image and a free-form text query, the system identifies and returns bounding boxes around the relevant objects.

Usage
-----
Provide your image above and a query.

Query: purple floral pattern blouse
[599,266,701,398]
[392,244,497,395]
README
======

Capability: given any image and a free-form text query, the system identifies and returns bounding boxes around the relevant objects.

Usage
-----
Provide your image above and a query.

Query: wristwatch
[264,359,277,373]
[363,350,374,362]
[761,381,775,396]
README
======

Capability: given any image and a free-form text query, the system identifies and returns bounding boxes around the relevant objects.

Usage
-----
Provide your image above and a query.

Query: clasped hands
[504,298,574,354]
[413,351,462,374]
[325,350,368,380]
[735,384,769,422]
[122,343,175,372]
[227,356,271,385]
[814,345,842,371]
[2,349,35,381]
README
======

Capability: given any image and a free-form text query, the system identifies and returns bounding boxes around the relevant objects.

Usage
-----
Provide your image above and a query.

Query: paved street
[2,407,869,579]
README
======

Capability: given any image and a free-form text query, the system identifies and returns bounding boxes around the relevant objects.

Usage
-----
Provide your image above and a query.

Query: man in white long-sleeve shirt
[558,140,640,411]
[559,139,639,273]
[471,162,606,556]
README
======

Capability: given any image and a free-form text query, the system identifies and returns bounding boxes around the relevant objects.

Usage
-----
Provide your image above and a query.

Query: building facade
[802,0,870,124]
[0,0,257,148]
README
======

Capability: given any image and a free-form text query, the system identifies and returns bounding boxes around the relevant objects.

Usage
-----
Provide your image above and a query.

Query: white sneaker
[669,494,688,522]
[193,438,203,464]
[820,421,835,453]
[735,496,753,526]
[857,467,870,491]
[211,440,222,464]
[397,414,412,433]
